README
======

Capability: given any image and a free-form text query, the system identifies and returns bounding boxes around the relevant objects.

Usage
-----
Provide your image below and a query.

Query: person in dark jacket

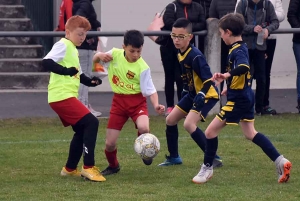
[73,0,102,117]
[209,0,237,94]
[236,0,279,115]
[193,0,212,19]
[162,0,206,116]
[192,0,212,54]
[287,0,300,112]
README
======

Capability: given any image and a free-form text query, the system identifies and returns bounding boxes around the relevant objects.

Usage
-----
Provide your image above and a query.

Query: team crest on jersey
[126,70,135,79]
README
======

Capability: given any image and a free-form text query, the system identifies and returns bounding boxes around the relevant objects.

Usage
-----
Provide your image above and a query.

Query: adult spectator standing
[193,0,212,19]
[235,0,279,115]
[287,0,300,113]
[161,0,206,116]
[192,0,212,54]
[263,0,285,115]
[209,0,237,94]
[73,0,102,117]
[235,0,284,115]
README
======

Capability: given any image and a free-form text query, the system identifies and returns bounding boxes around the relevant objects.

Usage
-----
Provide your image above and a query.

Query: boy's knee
[105,140,116,151]
[166,115,177,126]
[183,120,192,133]
[138,126,149,134]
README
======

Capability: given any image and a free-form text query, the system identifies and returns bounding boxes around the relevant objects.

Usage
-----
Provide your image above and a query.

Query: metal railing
[0,28,300,37]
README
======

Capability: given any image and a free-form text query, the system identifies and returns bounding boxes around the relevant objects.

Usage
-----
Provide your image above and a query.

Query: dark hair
[172,18,192,33]
[218,13,245,36]
[123,30,144,48]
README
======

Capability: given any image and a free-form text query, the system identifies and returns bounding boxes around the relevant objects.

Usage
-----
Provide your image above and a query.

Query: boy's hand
[155,104,165,115]
[221,88,227,96]
[212,73,230,86]
[98,53,113,62]
[64,67,78,76]
[193,92,205,111]
[90,76,102,86]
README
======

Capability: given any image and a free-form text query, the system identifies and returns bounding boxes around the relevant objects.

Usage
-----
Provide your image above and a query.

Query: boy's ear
[122,44,125,49]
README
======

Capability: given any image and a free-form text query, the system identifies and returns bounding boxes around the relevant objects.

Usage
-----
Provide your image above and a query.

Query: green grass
[0,114,300,201]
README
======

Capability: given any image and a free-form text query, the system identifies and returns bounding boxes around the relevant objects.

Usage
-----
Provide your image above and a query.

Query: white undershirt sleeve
[140,68,157,97]
[43,41,66,63]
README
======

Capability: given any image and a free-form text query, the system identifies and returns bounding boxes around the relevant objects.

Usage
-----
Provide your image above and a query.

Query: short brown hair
[65,15,91,31]
[219,13,245,36]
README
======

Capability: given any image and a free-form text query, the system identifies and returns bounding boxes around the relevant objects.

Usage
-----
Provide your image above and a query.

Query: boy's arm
[192,55,214,95]
[140,68,157,97]
[227,50,250,76]
[80,73,102,87]
[93,49,113,64]
[42,41,78,76]
[287,0,300,28]
[139,68,165,113]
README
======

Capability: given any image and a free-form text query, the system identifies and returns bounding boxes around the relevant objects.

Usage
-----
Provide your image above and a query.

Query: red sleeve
[58,1,65,31]
[65,0,73,20]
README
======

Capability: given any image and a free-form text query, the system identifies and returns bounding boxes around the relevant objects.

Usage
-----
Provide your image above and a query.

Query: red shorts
[107,93,148,130]
[49,97,90,127]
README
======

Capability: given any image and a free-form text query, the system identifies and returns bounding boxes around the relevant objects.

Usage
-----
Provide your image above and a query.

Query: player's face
[123,45,142,63]
[219,28,230,45]
[66,27,87,46]
[171,27,193,51]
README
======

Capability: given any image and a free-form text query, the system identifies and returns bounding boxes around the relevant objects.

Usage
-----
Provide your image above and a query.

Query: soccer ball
[134,133,160,160]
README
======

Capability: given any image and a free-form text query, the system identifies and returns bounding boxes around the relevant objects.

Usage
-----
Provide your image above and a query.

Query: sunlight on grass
[0,114,300,201]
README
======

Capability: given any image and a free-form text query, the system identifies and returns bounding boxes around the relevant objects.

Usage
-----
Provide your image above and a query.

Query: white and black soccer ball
[134,133,160,160]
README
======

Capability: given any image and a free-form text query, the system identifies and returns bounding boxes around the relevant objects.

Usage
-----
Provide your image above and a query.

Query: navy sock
[204,137,218,167]
[166,125,179,158]
[252,132,280,161]
[191,127,206,152]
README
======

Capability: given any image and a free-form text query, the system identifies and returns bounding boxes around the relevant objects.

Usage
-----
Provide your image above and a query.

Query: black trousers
[263,38,276,107]
[160,45,183,107]
[248,49,266,113]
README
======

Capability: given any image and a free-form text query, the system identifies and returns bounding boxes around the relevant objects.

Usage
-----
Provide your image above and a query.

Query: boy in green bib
[42,15,105,182]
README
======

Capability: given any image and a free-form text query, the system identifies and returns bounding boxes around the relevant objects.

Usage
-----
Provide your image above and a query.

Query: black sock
[191,127,206,153]
[65,131,83,169]
[204,137,218,167]
[166,124,179,158]
[76,113,99,166]
[252,132,280,161]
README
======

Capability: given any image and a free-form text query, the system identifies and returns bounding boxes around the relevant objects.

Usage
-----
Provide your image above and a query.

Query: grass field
[0,114,300,201]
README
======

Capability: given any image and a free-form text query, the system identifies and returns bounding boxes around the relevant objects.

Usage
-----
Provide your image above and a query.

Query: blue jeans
[293,42,300,101]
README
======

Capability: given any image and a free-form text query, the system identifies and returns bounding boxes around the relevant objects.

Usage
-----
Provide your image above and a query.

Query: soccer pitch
[0,115,299,201]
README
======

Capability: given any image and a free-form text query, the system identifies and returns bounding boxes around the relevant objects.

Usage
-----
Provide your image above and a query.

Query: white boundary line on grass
[0,135,247,145]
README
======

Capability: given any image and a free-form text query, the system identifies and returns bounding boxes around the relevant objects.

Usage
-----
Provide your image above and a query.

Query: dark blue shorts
[176,94,219,122]
[216,100,254,125]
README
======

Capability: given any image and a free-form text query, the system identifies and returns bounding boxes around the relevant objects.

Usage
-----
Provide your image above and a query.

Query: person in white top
[235,0,284,115]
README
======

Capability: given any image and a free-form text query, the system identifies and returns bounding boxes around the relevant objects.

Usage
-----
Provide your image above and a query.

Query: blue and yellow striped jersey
[226,41,252,101]
[177,45,219,99]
